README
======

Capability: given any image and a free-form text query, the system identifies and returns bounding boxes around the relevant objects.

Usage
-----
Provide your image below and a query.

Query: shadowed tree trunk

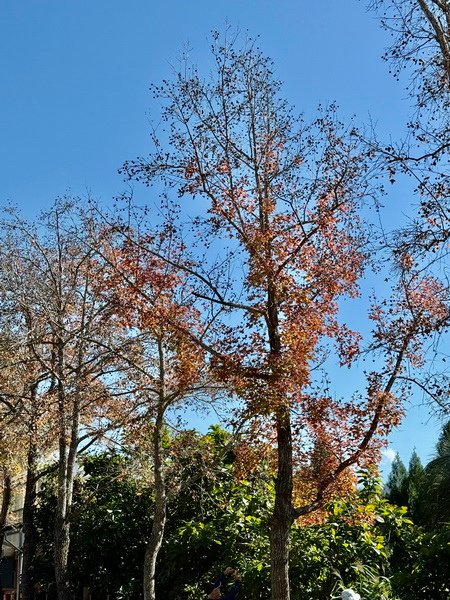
[21,442,38,600]
[0,465,12,550]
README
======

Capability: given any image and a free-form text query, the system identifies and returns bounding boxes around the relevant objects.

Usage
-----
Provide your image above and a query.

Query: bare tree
[370,0,450,243]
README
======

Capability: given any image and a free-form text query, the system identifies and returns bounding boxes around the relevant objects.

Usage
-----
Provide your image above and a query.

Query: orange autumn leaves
[119,115,380,503]
[96,232,205,398]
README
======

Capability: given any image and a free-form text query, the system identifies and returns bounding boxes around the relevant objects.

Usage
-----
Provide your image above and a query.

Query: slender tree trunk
[54,423,79,600]
[54,334,70,600]
[54,366,80,600]
[269,410,294,600]
[143,406,167,600]
[54,443,78,600]
[22,442,38,600]
[54,438,71,600]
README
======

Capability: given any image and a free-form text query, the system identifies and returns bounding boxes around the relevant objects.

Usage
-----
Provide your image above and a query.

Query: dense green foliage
[383,420,450,598]
[30,427,450,600]
[385,450,426,523]
[385,421,450,529]
[34,453,154,598]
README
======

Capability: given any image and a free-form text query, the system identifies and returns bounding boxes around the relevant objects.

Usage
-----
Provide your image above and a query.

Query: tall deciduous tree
[370,0,450,101]
[369,0,450,246]
[121,33,450,599]
[369,0,450,239]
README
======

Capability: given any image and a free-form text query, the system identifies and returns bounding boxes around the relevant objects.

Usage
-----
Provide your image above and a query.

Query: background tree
[369,0,450,417]
[0,201,136,600]
[34,451,154,600]
[98,234,211,600]
[0,298,54,600]
[421,419,450,526]
[370,0,450,101]
[386,449,426,522]
[405,449,426,519]
[385,453,409,506]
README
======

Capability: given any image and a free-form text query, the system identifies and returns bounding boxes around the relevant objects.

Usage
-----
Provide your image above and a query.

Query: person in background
[207,567,242,600]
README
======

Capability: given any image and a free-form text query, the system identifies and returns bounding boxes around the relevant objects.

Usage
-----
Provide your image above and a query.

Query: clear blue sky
[0,0,445,471]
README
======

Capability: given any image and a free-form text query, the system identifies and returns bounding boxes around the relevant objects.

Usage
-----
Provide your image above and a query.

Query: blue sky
[1,0,445,471]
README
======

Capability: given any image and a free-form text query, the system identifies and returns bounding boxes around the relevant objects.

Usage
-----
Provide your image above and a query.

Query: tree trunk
[21,442,38,600]
[54,445,72,600]
[269,410,294,600]
[143,405,167,600]
[0,466,12,549]
[54,394,79,600]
